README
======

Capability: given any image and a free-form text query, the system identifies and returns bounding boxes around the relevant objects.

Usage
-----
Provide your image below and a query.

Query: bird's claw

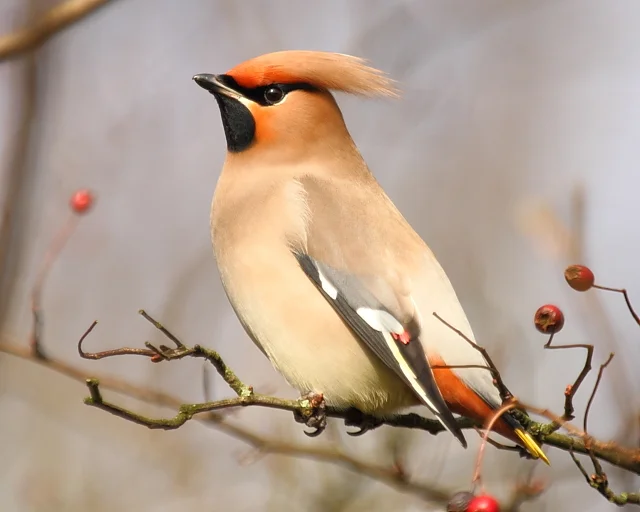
[516,445,536,461]
[294,392,327,437]
[343,408,384,436]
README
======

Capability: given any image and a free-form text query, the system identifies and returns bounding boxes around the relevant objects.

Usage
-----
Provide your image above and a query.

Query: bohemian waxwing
[193,50,548,464]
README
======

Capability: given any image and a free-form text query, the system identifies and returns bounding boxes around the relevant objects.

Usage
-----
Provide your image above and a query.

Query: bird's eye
[264,86,285,105]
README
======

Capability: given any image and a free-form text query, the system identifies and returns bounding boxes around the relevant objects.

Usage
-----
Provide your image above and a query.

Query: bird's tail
[513,427,550,465]
[503,412,550,465]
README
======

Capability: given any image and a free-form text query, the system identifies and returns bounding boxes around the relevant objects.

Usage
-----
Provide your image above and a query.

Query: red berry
[447,491,474,512]
[534,304,564,334]
[467,494,501,512]
[70,189,94,214]
[564,264,595,292]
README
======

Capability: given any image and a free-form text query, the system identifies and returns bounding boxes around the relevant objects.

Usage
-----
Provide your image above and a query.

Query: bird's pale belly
[218,248,417,415]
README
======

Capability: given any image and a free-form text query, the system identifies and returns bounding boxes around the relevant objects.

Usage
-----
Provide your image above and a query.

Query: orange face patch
[247,104,276,145]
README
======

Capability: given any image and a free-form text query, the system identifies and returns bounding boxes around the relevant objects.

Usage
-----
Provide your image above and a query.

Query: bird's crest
[226,51,399,98]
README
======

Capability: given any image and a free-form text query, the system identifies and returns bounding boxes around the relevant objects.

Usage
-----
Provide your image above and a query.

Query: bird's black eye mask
[217,74,319,106]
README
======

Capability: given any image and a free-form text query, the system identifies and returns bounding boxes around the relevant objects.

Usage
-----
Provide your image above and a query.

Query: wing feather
[295,252,467,447]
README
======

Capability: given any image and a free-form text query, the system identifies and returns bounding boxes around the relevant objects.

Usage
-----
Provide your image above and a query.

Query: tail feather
[514,428,550,465]
[427,355,549,462]
[502,411,550,464]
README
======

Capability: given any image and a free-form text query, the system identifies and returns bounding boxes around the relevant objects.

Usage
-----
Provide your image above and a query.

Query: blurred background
[1,1,640,510]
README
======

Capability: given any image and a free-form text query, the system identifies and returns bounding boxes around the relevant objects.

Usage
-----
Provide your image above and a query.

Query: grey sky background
[1,1,639,510]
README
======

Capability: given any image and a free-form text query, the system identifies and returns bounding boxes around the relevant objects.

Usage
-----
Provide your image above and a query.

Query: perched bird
[193,51,548,463]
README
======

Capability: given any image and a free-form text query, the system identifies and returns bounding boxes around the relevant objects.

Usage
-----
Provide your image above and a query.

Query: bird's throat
[214,95,255,153]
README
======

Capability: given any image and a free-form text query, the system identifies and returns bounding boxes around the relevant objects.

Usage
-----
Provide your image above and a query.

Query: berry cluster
[533,264,596,335]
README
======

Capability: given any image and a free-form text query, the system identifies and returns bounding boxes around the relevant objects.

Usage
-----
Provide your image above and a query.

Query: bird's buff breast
[213,230,416,415]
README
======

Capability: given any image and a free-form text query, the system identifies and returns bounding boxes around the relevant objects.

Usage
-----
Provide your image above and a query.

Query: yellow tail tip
[514,428,550,465]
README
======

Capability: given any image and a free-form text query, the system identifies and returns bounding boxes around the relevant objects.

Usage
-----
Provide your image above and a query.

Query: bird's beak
[192,74,242,100]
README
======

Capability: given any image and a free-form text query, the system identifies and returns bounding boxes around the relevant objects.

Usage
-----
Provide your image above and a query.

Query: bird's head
[193,51,398,155]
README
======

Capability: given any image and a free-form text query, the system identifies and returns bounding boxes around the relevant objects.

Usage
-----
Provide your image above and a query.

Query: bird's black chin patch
[214,95,255,153]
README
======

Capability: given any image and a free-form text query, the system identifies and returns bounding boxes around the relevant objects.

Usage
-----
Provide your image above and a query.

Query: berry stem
[30,213,79,358]
[592,284,640,327]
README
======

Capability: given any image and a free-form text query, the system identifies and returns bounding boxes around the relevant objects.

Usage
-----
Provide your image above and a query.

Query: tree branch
[3,313,640,506]
[77,311,478,435]
[568,353,640,506]
[542,331,594,421]
[72,309,640,477]
[0,0,116,62]
[0,336,453,505]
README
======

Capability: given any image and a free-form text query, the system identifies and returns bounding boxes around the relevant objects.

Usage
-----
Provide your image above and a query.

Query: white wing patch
[316,266,338,299]
[356,307,403,334]
[356,308,450,431]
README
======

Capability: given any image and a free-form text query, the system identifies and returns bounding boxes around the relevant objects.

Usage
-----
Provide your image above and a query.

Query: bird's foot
[294,391,327,437]
[343,407,384,436]
[516,444,537,461]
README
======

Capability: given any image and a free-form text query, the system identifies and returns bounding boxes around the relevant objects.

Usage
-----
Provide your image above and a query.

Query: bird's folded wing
[290,175,466,447]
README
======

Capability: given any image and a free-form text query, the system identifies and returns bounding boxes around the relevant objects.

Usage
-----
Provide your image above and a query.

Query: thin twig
[583,353,615,433]
[433,312,511,401]
[30,214,79,358]
[472,400,518,490]
[138,309,184,348]
[473,428,521,455]
[569,448,590,481]
[138,309,249,396]
[593,285,640,327]
[542,331,594,420]
[77,320,157,359]
[0,0,116,62]
[517,401,586,438]
[566,354,640,505]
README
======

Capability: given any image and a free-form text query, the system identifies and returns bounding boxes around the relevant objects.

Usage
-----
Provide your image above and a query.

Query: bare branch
[71,309,640,477]
[511,402,640,475]
[138,309,185,348]
[3,330,640,509]
[570,441,640,505]
[0,0,115,62]
[433,312,511,401]
[0,336,454,505]
[472,400,518,490]
[593,285,640,327]
[584,353,615,433]
[31,215,79,358]
[78,320,157,360]
[572,353,639,505]
[543,331,594,420]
